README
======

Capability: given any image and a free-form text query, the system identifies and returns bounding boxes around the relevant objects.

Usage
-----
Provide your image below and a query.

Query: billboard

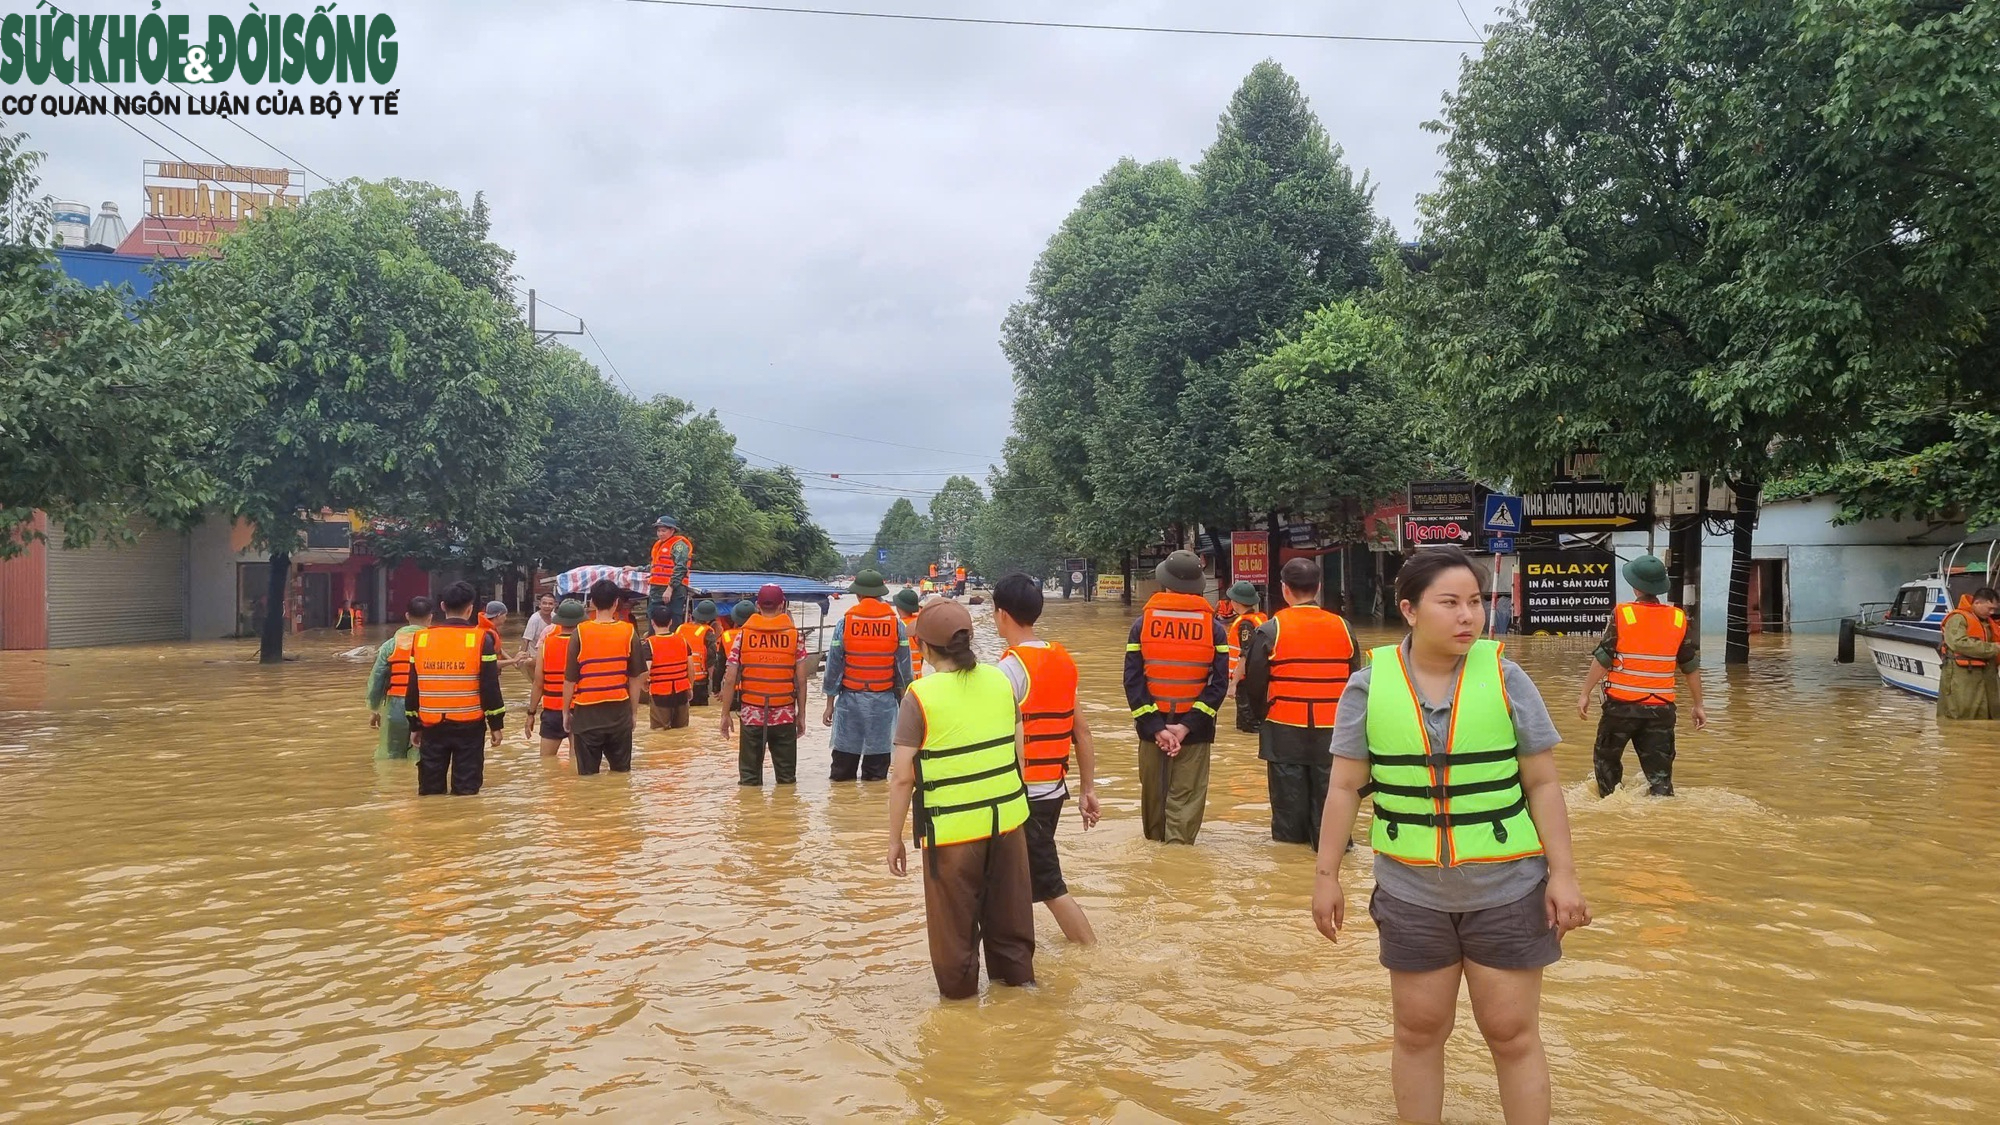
[117,159,305,258]
[1230,532,1269,584]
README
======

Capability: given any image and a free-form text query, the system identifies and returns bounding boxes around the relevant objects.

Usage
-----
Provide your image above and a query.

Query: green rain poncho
[366,624,426,759]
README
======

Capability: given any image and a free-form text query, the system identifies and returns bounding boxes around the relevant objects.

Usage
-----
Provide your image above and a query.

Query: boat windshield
[1889,587,1933,621]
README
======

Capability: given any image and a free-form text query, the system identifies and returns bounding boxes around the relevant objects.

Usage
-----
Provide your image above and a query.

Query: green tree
[970,453,1065,579]
[151,179,540,662]
[1096,60,1383,556]
[1383,0,1882,662]
[926,474,985,566]
[0,122,259,557]
[1236,300,1431,536]
[998,157,1195,560]
[870,497,938,581]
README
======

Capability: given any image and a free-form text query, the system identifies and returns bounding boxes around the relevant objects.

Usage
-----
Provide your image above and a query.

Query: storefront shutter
[46,525,189,648]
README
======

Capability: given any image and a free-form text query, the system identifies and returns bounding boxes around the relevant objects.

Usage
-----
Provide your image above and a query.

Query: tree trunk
[260,551,291,664]
[1725,480,1760,666]
[1120,551,1133,608]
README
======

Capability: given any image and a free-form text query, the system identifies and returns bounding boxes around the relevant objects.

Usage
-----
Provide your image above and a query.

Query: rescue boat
[1848,538,1996,699]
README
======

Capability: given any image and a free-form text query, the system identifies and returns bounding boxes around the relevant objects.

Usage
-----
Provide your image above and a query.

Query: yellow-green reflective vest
[910,664,1029,848]
[1365,639,1543,867]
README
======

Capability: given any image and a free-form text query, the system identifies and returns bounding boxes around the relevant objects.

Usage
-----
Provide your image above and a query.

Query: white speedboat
[1850,539,1996,699]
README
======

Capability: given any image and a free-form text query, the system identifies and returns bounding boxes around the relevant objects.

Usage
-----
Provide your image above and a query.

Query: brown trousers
[1137,741,1211,844]
[649,697,690,729]
[920,827,1036,999]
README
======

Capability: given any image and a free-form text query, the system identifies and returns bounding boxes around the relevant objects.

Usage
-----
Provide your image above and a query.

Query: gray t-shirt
[1331,641,1561,912]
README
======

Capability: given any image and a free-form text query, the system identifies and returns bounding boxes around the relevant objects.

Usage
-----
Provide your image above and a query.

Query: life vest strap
[920,760,1021,792]
[1367,775,1522,801]
[924,783,1029,819]
[1368,746,1519,769]
[920,734,1015,759]
[1372,794,1528,831]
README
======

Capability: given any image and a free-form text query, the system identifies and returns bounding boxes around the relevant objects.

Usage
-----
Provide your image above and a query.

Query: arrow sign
[1482,493,1524,533]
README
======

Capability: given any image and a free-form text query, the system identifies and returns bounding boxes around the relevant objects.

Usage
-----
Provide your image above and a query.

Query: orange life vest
[1605,601,1689,705]
[476,612,501,652]
[955,567,966,583]
[539,627,571,703]
[721,626,741,659]
[1138,591,1220,716]
[899,611,924,676]
[1264,605,1356,728]
[413,623,486,724]
[840,598,901,692]
[572,619,637,706]
[738,611,800,709]
[386,630,416,699]
[650,533,694,587]
[648,632,692,696]
[675,622,712,681]
[1230,611,1268,679]
[1939,596,2000,669]
[1011,642,1078,785]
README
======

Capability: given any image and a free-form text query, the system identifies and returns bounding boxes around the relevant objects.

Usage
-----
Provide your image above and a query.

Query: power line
[619,0,1483,45]
[161,79,335,186]
[580,321,640,398]
[714,407,983,458]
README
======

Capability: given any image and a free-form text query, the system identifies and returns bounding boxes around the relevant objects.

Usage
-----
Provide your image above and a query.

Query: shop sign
[1230,532,1269,584]
[1521,482,1654,534]
[1519,549,1614,634]
[1409,480,1478,514]
[1401,514,1477,550]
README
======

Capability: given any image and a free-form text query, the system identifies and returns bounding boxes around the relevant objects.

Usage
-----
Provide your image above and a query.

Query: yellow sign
[143,159,303,224]
[1096,575,1127,594]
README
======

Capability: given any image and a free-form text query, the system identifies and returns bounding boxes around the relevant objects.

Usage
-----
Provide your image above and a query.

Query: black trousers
[740,722,798,785]
[417,723,486,796]
[575,725,634,775]
[691,682,710,707]
[1594,701,1677,796]
[831,750,890,781]
[1267,760,1331,847]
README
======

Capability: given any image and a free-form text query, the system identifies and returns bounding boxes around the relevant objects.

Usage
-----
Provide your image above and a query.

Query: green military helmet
[693,599,719,624]
[730,601,755,626]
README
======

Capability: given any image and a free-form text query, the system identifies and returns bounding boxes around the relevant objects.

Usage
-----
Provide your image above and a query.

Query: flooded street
[3,597,1997,1123]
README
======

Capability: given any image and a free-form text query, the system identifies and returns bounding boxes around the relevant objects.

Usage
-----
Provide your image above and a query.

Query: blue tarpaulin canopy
[548,567,844,613]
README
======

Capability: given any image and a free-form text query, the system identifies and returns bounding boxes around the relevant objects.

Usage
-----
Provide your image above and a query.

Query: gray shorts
[1369,881,1562,972]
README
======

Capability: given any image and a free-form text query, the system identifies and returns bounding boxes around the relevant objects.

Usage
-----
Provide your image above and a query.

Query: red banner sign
[1401,514,1477,549]
[1231,531,1269,584]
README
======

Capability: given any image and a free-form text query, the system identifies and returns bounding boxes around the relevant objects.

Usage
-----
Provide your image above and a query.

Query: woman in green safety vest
[1310,546,1590,1124]
[886,598,1035,1000]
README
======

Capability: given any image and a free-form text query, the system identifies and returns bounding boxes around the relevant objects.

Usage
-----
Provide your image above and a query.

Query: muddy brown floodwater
[2,597,1997,1123]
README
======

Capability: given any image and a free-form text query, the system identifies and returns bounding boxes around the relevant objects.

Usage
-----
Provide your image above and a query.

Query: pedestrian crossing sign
[1483,494,1524,533]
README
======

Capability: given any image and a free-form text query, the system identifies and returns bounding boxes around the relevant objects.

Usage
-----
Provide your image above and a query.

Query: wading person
[648,514,696,633]
[1239,558,1356,849]
[407,582,506,796]
[992,573,1100,945]
[1125,550,1229,845]
[647,604,694,730]
[1222,580,1265,699]
[823,570,911,782]
[526,599,585,758]
[520,593,557,662]
[886,599,1035,998]
[895,586,925,678]
[1311,547,1590,1125]
[677,600,722,707]
[719,584,810,786]
[365,596,432,760]
[1575,554,1706,796]
[479,600,512,663]
[1935,587,2000,720]
[563,580,647,776]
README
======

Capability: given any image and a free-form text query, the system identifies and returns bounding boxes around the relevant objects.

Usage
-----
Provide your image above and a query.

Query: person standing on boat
[1937,588,2000,721]
[1575,554,1705,797]
[1312,546,1589,1125]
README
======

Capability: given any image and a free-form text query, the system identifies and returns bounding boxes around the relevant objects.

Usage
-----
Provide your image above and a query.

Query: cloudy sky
[29,0,1504,553]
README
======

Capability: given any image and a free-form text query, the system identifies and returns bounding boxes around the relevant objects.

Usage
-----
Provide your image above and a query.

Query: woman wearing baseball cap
[886,599,1035,999]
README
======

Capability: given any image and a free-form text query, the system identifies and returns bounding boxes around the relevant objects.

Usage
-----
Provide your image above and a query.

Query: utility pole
[527,288,584,346]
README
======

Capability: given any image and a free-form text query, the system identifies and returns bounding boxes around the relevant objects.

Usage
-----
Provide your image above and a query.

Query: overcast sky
[29,0,1504,552]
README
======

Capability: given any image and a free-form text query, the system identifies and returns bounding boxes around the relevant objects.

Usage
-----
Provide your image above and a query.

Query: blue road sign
[876,547,889,563]
[1482,493,1525,534]
[1486,535,1516,555]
